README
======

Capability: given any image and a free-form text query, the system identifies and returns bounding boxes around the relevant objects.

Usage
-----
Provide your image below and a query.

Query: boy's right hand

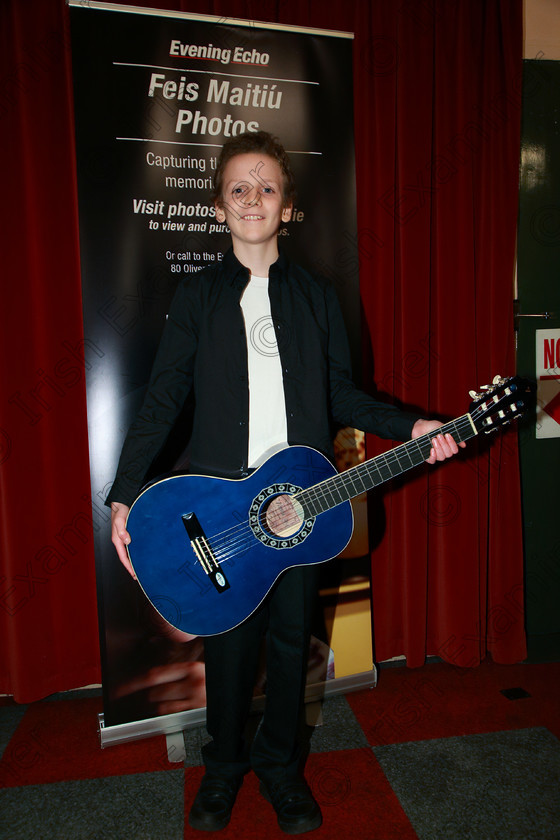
[110,502,136,579]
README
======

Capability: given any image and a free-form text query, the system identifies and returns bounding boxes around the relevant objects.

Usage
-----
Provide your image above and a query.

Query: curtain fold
[0,0,524,702]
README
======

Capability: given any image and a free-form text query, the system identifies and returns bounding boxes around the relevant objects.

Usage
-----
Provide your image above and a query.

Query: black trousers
[202,564,319,784]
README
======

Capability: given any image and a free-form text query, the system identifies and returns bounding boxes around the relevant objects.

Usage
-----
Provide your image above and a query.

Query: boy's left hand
[411,419,467,464]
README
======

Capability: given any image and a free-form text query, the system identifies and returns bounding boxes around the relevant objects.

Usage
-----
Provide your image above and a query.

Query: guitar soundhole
[263,494,304,537]
[249,483,315,549]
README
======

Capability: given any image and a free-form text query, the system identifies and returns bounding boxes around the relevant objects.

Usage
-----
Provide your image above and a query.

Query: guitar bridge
[182,512,230,594]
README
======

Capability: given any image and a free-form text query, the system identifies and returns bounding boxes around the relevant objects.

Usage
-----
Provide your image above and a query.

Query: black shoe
[260,778,322,835]
[188,773,241,832]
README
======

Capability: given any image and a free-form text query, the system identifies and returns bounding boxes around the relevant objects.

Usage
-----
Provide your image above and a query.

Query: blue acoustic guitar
[125,376,530,636]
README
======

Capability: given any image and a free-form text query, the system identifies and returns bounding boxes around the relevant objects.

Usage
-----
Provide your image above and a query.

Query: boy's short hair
[212,130,296,208]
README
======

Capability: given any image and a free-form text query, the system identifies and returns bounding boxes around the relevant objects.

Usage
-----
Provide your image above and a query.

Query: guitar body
[126,445,354,636]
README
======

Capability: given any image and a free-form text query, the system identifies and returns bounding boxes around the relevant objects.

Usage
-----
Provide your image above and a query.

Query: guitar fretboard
[296,414,476,518]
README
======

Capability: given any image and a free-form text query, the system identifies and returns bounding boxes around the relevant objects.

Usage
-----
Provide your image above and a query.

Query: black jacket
[107,248,420,507]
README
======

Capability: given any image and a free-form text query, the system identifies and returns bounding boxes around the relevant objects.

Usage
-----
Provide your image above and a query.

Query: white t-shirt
[240,275,288,467]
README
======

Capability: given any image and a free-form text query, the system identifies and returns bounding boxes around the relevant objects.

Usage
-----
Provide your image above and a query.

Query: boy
[109,131,461,833]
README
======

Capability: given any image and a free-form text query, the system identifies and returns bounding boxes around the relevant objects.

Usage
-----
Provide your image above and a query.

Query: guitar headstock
[468,375,533,434]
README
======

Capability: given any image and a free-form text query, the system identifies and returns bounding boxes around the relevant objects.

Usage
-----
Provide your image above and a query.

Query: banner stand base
[166,730,187,763]
[97,666,377,749]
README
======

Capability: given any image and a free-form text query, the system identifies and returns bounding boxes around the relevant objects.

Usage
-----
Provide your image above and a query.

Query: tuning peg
[469,376,511,401]
[469,384,491,398]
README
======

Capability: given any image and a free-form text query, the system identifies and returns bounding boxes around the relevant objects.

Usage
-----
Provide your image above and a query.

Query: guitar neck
[297,413,477,518]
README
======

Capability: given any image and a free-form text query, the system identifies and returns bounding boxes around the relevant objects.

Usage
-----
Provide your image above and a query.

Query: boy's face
[215,153,292,252]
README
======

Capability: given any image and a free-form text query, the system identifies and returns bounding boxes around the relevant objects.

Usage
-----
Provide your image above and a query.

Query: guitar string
[204,412,482,565]
[206,411,487,564]
[299,415,474,510]
[193,387,521,567]
[206,415,478,563]
[207,429,440,559]
[210,392,521,563]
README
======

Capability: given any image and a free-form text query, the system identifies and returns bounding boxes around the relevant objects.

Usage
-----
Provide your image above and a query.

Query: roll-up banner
[69,1,374,746]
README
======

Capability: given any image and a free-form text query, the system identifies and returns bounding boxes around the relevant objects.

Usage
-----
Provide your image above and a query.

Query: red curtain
[1,0,100,700]
[0,0,524,702]
[354,1,525,667]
